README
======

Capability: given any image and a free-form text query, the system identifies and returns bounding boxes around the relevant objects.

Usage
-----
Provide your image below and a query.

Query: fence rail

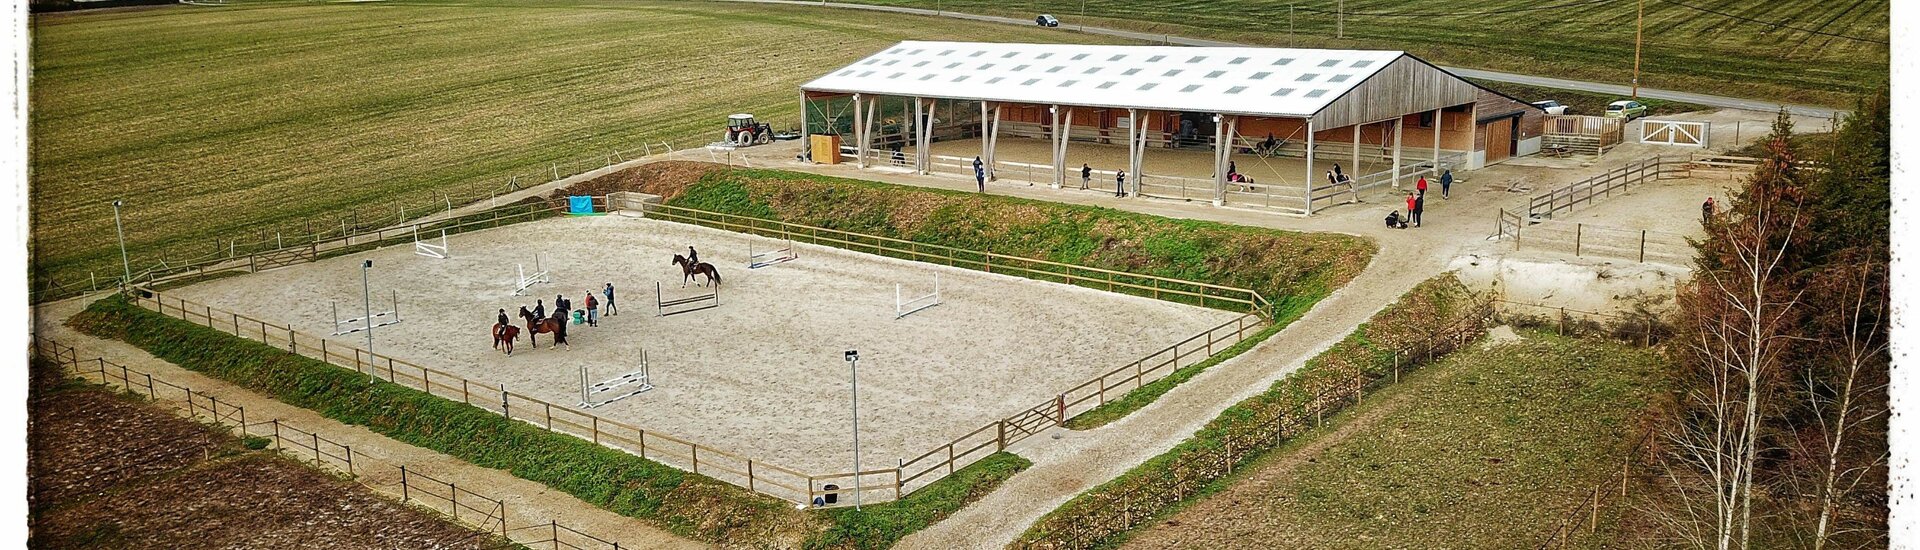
[1491,210,1692,265]
[1526,157,1683,218]
[32,140,680,305]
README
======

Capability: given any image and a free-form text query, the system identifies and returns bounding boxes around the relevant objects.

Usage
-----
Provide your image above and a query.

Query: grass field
[1120,330,1666,549]
[26,0,1123,296]
[842,0,1886,107]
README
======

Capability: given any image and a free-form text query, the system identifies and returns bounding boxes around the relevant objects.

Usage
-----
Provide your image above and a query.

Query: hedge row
[71,294,1032,549]
[1016,275,1490,549]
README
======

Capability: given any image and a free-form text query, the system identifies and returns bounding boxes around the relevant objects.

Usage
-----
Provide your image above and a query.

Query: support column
[1049,106,1063,188]
[1350,123,1361,181]
[1391,116,1404,189]
[852,94,866,168]
[1305,119,1316,215]
[988,106,1001,181]
[912,97,927,174]
[864,96,878,168]
[1432,108,1443,171]
[979,101,991,174]
[1210,115,1227,206]
[1121,108,1136,196]
[1059,108,1074,188]
[799,90,812,161]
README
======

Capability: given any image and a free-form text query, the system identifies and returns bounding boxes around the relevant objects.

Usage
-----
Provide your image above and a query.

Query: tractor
[724,114,773,146]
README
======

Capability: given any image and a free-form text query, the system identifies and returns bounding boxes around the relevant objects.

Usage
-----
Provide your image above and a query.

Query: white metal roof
[801,41,1407,119]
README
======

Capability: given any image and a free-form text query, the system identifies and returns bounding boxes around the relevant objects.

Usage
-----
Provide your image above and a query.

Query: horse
[491,323,522,355]
[518,307,568,350]
[673,254,722,288]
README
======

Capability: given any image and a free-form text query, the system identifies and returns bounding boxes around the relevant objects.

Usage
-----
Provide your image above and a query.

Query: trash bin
[822,484,839,505]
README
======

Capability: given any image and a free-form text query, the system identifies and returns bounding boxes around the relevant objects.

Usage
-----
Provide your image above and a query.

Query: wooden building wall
[1312,55,1479,130]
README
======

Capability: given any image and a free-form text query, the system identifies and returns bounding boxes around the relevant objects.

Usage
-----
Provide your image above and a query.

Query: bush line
[1016,275,1490,549]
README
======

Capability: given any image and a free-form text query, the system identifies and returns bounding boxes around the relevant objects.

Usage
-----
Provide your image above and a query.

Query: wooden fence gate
[1639,120,1709,147]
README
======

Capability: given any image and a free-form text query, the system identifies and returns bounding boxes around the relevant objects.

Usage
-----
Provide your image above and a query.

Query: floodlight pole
[362,260,375,355]
[1632,0,1643,98]
[112,200,130,289]
[846,349,862,510]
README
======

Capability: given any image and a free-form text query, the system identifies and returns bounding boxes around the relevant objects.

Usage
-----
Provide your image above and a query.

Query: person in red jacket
[1405,193,1418,228]
[1416,175,1429,195]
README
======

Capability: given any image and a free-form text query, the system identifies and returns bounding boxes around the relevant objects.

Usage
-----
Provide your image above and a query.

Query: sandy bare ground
[164,215,1238,474]
[31,297,708,549]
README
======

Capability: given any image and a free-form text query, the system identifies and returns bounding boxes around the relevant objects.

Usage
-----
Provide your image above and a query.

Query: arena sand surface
[168,215,1239,473]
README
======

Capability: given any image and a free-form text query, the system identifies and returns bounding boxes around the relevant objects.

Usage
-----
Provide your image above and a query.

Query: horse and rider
[675,245,721,288]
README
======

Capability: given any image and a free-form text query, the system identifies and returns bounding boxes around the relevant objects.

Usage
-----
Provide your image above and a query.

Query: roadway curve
[735,0,1845,119]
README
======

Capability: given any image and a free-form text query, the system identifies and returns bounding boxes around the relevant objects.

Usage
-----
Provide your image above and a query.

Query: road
[734,0,1845,120]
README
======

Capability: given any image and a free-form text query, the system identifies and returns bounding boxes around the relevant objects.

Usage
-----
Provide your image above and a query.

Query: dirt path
[30,298,709,550]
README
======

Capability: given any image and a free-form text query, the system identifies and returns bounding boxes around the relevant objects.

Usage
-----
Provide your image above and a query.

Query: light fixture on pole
[845,349,862,510]
[112,200,130,289]
[362,259,375,355]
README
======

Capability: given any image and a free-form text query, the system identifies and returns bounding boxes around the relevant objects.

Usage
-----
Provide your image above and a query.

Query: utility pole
[112,200,130,289]
[1337,0,1344,39]
[1289,5,1295,38]
[362,260,375,355]
[1632,0,1644,98]
[845,349,862,510]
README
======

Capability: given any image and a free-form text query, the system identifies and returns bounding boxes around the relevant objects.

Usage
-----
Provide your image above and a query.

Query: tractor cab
[727,114,758,131]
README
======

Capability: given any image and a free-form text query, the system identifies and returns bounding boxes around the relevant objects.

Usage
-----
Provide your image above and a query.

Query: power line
[1652,0,1887,45]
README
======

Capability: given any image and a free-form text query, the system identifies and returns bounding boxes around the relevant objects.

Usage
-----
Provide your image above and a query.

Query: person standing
[1416,175,1429,196]
[584,292,599,327]
[1702,197,1716,225]
[1440,169,1453,199]
[1412,192,1425,227]
[1115,170,1127,197]
[1080,163,1092,190]
[974,156,986,192]
[603,282,617,316]
[1405,193,1418,228]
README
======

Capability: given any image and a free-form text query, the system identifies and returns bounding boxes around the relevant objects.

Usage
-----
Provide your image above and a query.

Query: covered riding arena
[798,41,1544,215]
[160,214,1241,475]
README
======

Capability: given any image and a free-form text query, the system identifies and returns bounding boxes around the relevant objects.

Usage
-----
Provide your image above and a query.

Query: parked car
[1531,100,1569,115]
[1036,14,1059,27]
[1604,100,1648,120]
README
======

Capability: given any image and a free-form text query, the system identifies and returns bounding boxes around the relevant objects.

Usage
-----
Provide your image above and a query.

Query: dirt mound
[558,161,725,202]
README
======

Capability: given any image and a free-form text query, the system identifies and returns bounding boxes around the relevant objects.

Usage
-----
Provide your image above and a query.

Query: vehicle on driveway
[1531,100,1569,115]
[1036,14,1059,27]
[1604,100,1648,120]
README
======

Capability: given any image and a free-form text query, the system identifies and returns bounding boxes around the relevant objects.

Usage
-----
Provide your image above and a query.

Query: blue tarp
[568,195,594,215]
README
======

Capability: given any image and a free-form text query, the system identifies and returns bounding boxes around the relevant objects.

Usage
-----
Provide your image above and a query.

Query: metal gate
[1639,119,1710,147]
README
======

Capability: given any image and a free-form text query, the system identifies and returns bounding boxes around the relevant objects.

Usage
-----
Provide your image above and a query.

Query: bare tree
[1800,261,1889,550]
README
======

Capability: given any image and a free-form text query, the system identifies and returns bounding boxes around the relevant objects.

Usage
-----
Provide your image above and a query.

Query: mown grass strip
[1064,323,1284,431]
[70,294,1029,548]
[1016,275,1489,549]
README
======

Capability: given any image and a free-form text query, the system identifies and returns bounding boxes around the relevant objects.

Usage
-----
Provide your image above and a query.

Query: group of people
[1386,169,1453,229]
[494,282,619,350]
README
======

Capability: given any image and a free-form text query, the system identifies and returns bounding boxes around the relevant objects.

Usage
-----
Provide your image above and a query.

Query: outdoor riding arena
[161,213,1240,478]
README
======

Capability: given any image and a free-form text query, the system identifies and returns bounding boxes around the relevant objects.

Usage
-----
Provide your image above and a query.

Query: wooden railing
[1526,157,1682,218]
[640,203,1274,319]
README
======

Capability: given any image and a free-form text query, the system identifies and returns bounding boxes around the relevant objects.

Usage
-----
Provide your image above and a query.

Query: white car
[1531,100,1569,115]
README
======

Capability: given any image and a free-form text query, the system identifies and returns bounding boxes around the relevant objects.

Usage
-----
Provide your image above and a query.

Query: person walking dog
[603,282,617,316]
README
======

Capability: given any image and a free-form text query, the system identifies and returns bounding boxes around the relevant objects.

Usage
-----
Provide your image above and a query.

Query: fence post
[401,465,410,502]
[997,420,1007,452]
[273,419,281,450]
[1056,394,1066,425]
[1559,307,1567,335]
[1639,230,1647,263]
[1575,224,1582,256]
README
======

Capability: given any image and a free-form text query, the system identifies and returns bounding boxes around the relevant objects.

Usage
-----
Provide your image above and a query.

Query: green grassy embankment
[69,294,1030,549]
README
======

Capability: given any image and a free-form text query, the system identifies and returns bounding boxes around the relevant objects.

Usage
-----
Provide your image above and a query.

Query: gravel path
[31,298,709,550]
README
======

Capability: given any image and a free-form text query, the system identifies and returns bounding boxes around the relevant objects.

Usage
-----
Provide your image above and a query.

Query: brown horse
[518,307,568,350]
[673,254,722,288]
[491,323,522,355]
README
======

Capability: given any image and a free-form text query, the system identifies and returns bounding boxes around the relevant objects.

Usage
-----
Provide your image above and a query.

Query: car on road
[1604,100,1648,120]
[1036,14,1059,27]
[1531,100,1569,115]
